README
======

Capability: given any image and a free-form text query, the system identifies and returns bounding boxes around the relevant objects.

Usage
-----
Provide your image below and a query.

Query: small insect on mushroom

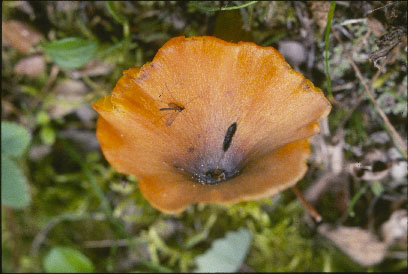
[159,102,185,127]
[157,83,187,126]
[223,122,237,152]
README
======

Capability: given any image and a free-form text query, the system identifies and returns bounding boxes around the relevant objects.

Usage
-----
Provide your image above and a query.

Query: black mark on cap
[223,122,237,152]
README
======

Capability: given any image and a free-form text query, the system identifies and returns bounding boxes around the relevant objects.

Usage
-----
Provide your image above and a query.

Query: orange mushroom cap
[93,36,331,214]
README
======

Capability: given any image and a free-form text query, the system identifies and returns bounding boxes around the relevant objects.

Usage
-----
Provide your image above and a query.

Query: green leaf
[194,227,252,273]
[106,1,127,25]
[1,121,31,158]
[43,247,94,273]
[44,38,98,69]
[40,126,56,146]
[36,110,51,125]
[370,181,384,196]
[1,155,30,208]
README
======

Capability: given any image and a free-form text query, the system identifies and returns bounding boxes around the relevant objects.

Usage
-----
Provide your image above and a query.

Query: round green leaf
[1,155,30,208]
[43,247,94,273]
[40,126,56,145]
[194,227,252,272]
[44,37,98,69]
[1,121,31,158]
[36,110,51,125]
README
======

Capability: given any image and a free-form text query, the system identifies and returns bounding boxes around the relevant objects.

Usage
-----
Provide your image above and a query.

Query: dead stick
[332,29,407,159]
[292,186,322,223]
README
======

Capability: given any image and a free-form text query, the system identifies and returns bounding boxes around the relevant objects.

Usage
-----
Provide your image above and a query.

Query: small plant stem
[347,184,368,217]
[190,1,258,12]
[220,1,258,11]
[292,186,322,223]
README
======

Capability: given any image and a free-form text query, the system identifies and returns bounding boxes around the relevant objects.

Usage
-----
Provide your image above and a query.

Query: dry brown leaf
[318,224,387,266]
[369,27,406,67]
[14,1,34,17]
[381,210,408,248]
[14,54,46,77]
[2,20,43,54]
[390,160,407,182]
[49,80,89,119]
[367,17,386,37]
[69,59,114,80]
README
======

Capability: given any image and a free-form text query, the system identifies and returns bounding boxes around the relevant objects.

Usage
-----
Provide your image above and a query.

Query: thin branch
[350,29,372,57]
[332,29,407,159]
[335,53,390,136]
[292,186,322,223]
[220,1,258,11]
[367,2,396,15]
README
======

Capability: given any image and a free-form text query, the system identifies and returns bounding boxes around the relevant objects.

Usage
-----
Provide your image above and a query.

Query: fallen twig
[292,186,322,223]
[335,52,391,136]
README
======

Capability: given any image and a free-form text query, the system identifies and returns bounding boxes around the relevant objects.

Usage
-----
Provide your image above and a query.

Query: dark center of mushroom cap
[195,168,240,185]
[174,152,242,185]
[174,158,242,185]
[174,122,242,185]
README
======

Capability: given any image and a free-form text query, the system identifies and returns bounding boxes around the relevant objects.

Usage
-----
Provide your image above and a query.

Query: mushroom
[93,36,331,214]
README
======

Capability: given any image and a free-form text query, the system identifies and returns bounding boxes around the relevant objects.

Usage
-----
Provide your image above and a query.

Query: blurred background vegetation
[1,1,407,272]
